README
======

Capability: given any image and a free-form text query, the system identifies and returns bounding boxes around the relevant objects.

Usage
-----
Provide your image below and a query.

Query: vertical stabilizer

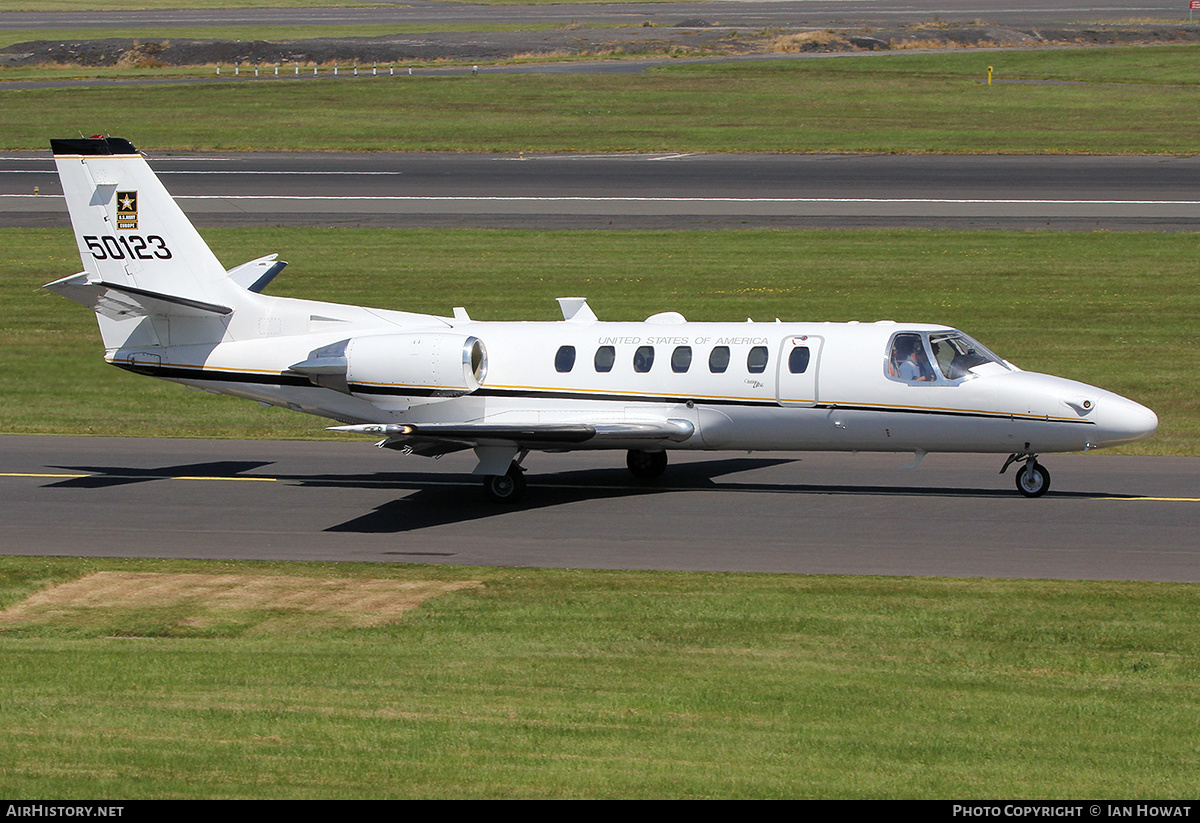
[51,137,231,306]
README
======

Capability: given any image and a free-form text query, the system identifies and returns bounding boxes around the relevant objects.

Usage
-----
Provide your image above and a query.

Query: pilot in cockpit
[897,337,936,383]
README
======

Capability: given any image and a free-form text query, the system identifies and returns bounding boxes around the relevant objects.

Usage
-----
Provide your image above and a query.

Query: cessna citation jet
[46,137,1158,502]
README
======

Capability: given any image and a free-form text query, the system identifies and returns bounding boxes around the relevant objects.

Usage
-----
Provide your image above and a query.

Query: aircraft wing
[329,419,695,453]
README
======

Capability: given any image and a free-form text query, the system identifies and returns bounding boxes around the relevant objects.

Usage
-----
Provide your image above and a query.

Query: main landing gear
[483,449,668,504]
[483,463,526,504]
[627,449,668,480]
[1001,452,1051,498]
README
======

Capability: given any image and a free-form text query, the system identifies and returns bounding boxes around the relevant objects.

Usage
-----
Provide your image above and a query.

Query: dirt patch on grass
[771,31,854,53]
[0,571,482,634]
[3,22,1197,69]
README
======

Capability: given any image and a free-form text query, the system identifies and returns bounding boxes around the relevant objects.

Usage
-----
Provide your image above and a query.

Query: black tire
[1015,463,1050,498]
[483,465,526,504]
[627,449,668,479]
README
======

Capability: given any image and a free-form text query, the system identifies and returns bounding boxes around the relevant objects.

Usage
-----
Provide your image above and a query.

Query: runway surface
[2,435,1197,581]
[5,151,1199,230]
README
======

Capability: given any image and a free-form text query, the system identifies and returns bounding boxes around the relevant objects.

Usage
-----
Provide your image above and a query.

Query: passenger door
[776,335,822,407]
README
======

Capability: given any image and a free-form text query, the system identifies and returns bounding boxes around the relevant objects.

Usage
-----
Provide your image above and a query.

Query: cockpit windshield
[888,330,1010,384]
[928,331,1009,380]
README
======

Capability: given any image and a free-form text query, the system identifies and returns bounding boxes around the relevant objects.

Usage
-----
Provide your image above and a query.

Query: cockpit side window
[887,333,937,384]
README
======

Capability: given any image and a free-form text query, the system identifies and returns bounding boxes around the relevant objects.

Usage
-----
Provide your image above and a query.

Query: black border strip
[51,136,138,156]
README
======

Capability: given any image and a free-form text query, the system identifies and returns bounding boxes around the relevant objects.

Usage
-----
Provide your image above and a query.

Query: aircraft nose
[1091,394,1158,448]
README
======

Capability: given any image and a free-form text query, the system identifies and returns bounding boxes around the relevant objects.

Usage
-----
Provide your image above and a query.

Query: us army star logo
[116,190,137,229]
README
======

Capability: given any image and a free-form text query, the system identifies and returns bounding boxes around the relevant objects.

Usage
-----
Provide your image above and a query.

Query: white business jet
[46,137,1157,502]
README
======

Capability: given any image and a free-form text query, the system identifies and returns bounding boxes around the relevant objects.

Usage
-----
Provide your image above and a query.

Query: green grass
[1,556,1198,798]
[4,47,1200,153]
[3,227,1195,452]
[768,44,1200,85]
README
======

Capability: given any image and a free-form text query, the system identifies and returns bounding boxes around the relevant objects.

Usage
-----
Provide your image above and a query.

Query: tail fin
[49,136,244,351]
[51,136,233,305]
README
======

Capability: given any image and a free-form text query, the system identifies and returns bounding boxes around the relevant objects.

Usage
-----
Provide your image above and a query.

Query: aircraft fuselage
[108,302,1155,459]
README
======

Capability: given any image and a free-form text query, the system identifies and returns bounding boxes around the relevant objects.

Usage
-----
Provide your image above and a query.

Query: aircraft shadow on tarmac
[47,460,276,488]
[44,457,1127,534]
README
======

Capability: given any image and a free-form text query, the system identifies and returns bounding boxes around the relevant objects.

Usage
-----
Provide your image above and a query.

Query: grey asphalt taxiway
[5,151,1200,230]
[2,436,1197,581]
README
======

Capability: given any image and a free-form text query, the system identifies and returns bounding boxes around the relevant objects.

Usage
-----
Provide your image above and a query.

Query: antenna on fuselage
[557,297,597,323]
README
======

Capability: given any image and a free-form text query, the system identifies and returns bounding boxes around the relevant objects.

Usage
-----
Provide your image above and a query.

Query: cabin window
[594,345,615,373]
[554,345,576,373]
[788,346,811,374]
[671,346,692,373]
[709,346,730,373]
[747,346,769,374]
[633,346,655,373]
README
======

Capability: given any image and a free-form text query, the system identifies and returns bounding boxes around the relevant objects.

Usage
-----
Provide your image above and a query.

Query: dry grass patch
[771,31,852,53]
[114,41,169,69]
[0,571,482,634]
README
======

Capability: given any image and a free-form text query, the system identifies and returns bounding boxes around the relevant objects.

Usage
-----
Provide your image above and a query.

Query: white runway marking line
[7,193,1200,206]
[7,194,1193,206]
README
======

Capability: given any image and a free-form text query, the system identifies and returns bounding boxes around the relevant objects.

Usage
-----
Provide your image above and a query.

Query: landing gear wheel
[1015,463,1051,498]
[627,449,668,479]
[483,465,526,504]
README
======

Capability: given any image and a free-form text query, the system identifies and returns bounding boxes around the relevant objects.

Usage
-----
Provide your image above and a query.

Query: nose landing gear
[1001,452,1051,498]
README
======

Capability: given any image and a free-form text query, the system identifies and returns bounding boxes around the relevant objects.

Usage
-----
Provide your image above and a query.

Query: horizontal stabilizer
[42,273,232,320]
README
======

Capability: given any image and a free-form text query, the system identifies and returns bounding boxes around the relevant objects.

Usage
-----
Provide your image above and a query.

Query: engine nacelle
[345,332,487,398]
